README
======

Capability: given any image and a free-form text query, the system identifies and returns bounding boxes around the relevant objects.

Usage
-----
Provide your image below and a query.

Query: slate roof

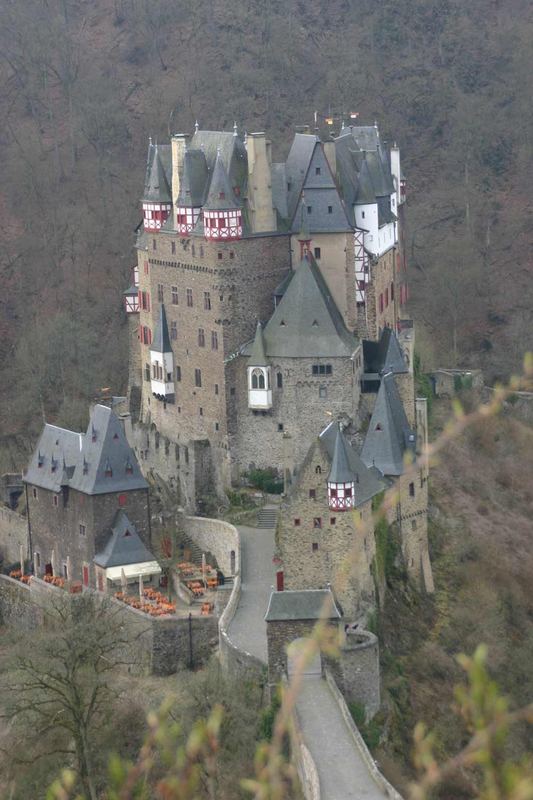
[319,422,384,506]
[360,374,416,476]
[143,144,172,203]
[271,162,289,219]
[363,328,408,377]
[94,511,156,568]
[285,133,319,219]
[203,149,239,210]
[190,130,248,200]
[377,195,396,227]
[241,254,358,359]
[150,303,172,354]
[328,426,357,484]
[24,405,148,495]
[265,589,341,621]
[177,149,208,207]
[248,321,269,366]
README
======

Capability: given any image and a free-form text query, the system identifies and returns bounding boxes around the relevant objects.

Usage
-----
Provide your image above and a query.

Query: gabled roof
[290,143,352,233]
[94,510,156,568]
[265,589,341,621]
[203,150,239,210]
[177,149,208,207]
[361,374,416,477]
[248,321,269,366]
[150,303,172,354]
[285,133,319,219]
[242,254,358,359]
[363,328,408,377]
[143,144,172,203]
[190,129,248,200]
[24,405,148,495]
[319,422,384,505]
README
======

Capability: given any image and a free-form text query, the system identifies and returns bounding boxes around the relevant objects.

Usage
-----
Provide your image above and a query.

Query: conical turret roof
[354,155,376,205]
[249,321,269,366]
[177,149,209,207]
[328,425,355,484]
[143,144,172,203]
[150,304,172,354]
[361,374,416,476]
[203,150,239,210]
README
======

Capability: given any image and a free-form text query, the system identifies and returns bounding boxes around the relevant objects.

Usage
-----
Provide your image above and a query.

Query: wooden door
[82,565,89,587]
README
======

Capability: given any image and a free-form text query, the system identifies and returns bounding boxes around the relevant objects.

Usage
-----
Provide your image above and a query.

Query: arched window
[251,368,265,390]
[315,465,322,474]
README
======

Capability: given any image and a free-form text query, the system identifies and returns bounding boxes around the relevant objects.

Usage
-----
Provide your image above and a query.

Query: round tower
[203,149,242,241]
[142,143,172,231]
[327,426,356,511]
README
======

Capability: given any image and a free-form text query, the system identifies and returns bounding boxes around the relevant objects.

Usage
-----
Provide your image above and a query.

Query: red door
[276,570,284,591]
[83,566,89,587]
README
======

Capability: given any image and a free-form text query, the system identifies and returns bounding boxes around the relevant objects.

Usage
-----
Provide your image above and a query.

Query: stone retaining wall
[0,506,28,566]
[324,669,403,800]
[0,574,43,629]
[284,677,321,800]
[185,515,240,576]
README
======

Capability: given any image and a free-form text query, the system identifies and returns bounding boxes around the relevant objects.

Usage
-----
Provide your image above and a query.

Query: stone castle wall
[277,440,376,620]
[364,248,397,340]
[0,505,28,566]
[27,484,150,589]
[227,353,362,482]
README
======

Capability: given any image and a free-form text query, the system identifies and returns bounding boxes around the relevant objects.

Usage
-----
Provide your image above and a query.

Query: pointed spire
[143,144,172,203]
[233,121,238,137]
[150,303,172,354]
[328,425,355,484]
[203,150,238,210]
[249,321,269,367]
[195,120,199,133]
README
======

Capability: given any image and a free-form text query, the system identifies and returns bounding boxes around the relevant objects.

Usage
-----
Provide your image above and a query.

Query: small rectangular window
[152,239,157,251]
[187,288,193,307]
[409,482,415,497]
[195,368,202,387]
[218,252,223,260]
[294,518,301,527]
[204,292,211,310]
[312,542,319,551]
[176,365,181,382]
[215,422,219,431]
[307,205,312,214]
[79,524,86,536]
[53,495,58,507]
[199,407,203,416]
[315,166,321,175]
[198,328,205,347]
[390,282,394,302]
[319,386,327,399]
[328,205,333,214]
[214,383,219,395]
[35,552,41,568]
[144,261,149,275]
[170,321,177,340]
[278,423,284,432]
[313,517,322,529]
[330,517,336,526]
[171,241,176,254]
[314,247,321,259]
[277,372,283,388]
[229,251,235,259]
[211,331,218,350]
[32,487,38,499]
[144,363,150,382]
[309,489,316,499]
[172,286,178,305]
[157,283,164,302]
[230,387,236,396]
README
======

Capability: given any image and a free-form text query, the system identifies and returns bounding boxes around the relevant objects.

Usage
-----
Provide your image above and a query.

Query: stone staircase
[256,505,279,529]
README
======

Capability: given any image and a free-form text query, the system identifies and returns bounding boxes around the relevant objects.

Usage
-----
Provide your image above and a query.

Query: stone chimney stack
[171,134,190,209]
[246,132,276,233]
[323,139,336,179]
[390,143,401,206]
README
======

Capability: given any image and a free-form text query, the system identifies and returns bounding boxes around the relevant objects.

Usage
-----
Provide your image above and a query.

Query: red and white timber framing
[143,202,172,231]
[203,209,243,240]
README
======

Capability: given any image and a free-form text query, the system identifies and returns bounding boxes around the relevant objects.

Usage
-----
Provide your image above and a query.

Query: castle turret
[203,149,243,241]
[123,265,139,314]
[327,425,356,511]
[175,148,208,233]
[150,304,174,402]
[247,321,272,410]
[142,143,172,231]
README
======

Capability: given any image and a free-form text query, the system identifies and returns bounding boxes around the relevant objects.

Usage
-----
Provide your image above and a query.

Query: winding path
[226,513,393,799]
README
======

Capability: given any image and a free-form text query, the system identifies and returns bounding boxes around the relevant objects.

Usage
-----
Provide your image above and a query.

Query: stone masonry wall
[27,485,150,589]
[0,505,28,566]
[184,515,240,576]
[277,439,376,620]
[227,353,362,482]
[364,248,397,341]
[335,631,381,719]
[135,231,290,498]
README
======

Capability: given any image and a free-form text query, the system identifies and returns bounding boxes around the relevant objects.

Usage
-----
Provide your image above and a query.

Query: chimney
[390,143,401,205]
[323,139,336,179]
[171,134,190,208]
[246,132,276,233]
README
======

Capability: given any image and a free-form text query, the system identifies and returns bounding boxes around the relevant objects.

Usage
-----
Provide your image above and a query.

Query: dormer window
[83,459,89,475]
[376,423,382,431]
[91,426,97,442]
[51,459,57,473]
[38,452,44,468]
[113,433,119,440]
[219,191,225,200]
[125,461,133,475]
[124,529,131,537]
[104,459,113,478]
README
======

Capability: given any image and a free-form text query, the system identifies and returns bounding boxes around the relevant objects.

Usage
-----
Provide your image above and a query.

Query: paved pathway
[227,522,275,662]
[295,676,388,799]
[228,515,394,799]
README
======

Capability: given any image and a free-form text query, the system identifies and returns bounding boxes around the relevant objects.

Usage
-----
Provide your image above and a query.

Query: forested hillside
[0,0,532,452]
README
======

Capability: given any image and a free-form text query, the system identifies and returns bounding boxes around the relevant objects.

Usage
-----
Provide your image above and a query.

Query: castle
[123,120,433,613]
